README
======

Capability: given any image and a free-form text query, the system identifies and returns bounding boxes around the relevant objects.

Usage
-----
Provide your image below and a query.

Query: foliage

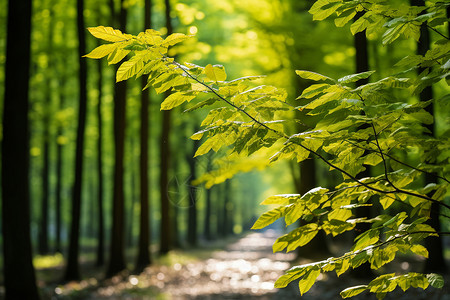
[85,0,449,298]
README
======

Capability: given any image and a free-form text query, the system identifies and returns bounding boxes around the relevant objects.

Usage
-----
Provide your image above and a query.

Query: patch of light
[188,26,198,35]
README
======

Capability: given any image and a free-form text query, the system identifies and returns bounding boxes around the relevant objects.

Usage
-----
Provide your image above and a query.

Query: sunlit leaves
[84,1,449,296]
[161,92,196,110]
[204,64,227,82]
[83,43,120,59]
[87,26,130,42]
[340,285,368,298]
[251,206,287,230]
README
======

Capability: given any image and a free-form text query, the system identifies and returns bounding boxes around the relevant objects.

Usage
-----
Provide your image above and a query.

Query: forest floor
[6,230,450,300]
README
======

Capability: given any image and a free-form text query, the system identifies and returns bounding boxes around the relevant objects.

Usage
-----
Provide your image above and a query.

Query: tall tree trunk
[107,0,128,276]
[64,0,88,281]
[351,11,373,279]
[55,52,67,254]
[2,0,40,298]
[95,46,105,267]
[159,0,174,255]
[410,0,447,273]
[135,0,152,272]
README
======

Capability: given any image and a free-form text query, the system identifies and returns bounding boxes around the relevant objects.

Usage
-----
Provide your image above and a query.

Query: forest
[1,0,449,299]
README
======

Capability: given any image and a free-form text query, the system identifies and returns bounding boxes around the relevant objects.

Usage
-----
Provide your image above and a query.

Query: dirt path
[160,230,297,299]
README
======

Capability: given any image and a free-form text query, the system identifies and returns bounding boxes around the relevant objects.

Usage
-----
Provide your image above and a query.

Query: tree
[95,38,105,267]
[2,0,40,298]
[410,0,447,274]
[64,0,88,281]
[159,0,174,255]
[107,0,128,276]
[85,0,449,297]
[135,0,153,272]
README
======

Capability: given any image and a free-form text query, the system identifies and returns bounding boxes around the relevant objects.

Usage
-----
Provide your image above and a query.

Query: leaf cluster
[84,1,449,297]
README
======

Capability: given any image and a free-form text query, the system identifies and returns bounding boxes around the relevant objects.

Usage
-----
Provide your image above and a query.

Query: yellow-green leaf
[163,33,191,46]
[295,70,332,81]
[204,64,227,82]
[260,194,300,205]
[340,285,368,298]
[299,269,320,295]
[87,26,130,42]
[84,43,119,59]
[251,206,287,230]
[410,244,429,258]
[161,92,196,110]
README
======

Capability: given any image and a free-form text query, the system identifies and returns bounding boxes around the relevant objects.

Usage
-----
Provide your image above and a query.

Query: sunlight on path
[164,230,296,299]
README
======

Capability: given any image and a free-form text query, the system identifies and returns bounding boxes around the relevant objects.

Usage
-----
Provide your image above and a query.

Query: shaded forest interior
[0,0,449,299]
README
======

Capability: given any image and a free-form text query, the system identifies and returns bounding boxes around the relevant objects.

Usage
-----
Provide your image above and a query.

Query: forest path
[159,229,297,299]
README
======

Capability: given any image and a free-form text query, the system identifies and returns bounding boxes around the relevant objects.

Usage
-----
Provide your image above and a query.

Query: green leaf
[251,206,287,230]
[338,71,376,84]
[351,16,370,35]
[353,229,379,251]
[204,64,227,82]
[84,43,120,59]
[116,53,148,82]
[296,70,332,82]
[274,270,304,288]
[340,285,368,298]
[335,9,356,27]
[427,273,444,289]
[273,223,319,252]
[379,196,395,210]
[261,194,300,205]
[299,269,321,295]
[87,26,130,42]
[160,92,196,110]
[163,33,191,46]
[108,48,131,65]
[410,244,428,258]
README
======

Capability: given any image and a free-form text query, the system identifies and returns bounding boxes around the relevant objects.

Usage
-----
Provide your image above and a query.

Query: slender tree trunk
[95,49,105,267]
[135,0,153,272]
[55,106,64,253]
[2,0,40,298]
[107,0,128,276]
[410,0,447,273]
[351,11,374,279]
[159,0,174,255]
[64,0,88,281]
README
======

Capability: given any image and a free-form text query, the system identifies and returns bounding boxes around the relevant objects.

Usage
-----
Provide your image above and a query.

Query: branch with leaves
[84,1,449,298]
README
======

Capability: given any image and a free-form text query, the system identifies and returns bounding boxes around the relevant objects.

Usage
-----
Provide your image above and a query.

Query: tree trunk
[351,11,374,279]
[135,0,152,272]
[64,0,88,281]
[95,46,105,267]
[2,0,40,298]
[159,0,174,255]
[107,0,128,276]
[410,0,447,273]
